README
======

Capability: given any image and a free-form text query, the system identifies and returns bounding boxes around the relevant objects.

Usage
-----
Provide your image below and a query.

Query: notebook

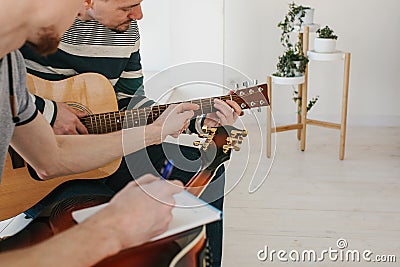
[72,190,222,241]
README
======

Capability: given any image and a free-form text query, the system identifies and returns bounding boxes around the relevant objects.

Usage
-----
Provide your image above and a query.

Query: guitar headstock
[193,125,248,171]
[231,83,269,110]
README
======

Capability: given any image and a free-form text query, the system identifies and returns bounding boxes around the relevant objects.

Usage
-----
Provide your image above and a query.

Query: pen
[160,159,174,179]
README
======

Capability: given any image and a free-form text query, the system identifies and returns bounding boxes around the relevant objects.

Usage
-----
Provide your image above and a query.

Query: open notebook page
[72,190,222,241]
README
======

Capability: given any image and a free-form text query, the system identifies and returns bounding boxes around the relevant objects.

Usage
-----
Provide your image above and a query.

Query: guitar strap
[7,54,20,123]
[6,54,25,169]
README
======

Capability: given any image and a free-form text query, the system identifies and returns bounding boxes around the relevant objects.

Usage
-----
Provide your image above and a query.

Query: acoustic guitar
[0,73,268,220]
[0,125,248,267]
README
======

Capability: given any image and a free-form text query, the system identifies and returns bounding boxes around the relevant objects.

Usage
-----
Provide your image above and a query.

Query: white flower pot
[314,38,337,53]
[295,8,314,25]
[272,75,305,85]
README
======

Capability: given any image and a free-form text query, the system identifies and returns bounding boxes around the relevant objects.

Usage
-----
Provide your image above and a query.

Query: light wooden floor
[1,125,398,266]
[222,125,400,266]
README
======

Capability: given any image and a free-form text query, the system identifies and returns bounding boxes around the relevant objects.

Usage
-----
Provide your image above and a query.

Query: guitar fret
[120,111,124,129]
[156,106,161,121]
[103,113,106,133]
[132,109,139,127]
[113,112,117,132]
[142,108,146,126]
[107,113,111,132]
[87,116,92,134]
[99,114,102,134]
[104,113,108,133]
[151,106,154,123]
[95,115,99,134]
[145,106,151,125]
[118,112,123,130]
[140,109,145,126]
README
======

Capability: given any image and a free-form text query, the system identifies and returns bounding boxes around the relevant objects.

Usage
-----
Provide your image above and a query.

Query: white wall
[224,0,400,126]
[139,0,225,102]
[139,0,400,126]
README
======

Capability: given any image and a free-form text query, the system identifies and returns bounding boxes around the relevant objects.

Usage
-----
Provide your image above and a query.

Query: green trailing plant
[316,25,338,39]
[277,2,311,50]
[274,2,310,77]
[274,48,308,77]
[274,2,319,112]
[293,91,319,113]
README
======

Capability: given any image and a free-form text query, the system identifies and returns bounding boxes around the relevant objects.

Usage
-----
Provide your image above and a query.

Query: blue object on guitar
[160,159,174,179]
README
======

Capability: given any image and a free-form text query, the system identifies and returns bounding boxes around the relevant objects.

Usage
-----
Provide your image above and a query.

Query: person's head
[80,0,143,33]
[24,0,84,55]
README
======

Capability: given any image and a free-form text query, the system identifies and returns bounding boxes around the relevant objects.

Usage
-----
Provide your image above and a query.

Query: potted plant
[294,5,314,25]
[274,48,308,78]
[273,2,318,111]
[314,25,338,53]
[275,2,312,80]
[277,2,314,50]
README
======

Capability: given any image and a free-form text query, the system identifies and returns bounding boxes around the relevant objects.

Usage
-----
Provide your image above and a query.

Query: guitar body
[26,72,122,178]
[0,73,121,221]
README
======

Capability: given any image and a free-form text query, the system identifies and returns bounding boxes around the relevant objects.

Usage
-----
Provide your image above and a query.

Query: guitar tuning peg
[237,136,244,144]
[253,79,258,85]
[202,142,210,151]
[257,107,262,112]
[226,137,232,145]
[242,81,249,87]
[222,145,231,154]
[234,83,240,90]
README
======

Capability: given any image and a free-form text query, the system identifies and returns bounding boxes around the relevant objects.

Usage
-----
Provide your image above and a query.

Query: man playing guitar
[0,0,202,265]
[19,1,243,266]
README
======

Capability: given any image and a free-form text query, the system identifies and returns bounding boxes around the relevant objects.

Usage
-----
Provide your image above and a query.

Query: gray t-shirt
[0,51,37,181]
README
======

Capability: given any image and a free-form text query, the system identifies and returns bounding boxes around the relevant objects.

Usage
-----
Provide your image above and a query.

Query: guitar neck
[80,95,246,134]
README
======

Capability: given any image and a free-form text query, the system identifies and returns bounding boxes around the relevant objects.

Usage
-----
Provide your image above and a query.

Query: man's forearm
[50,124,162,178]
[11,114,162,179]
[0,222,121,267]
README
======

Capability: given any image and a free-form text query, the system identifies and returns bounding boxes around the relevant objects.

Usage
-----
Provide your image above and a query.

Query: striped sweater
[20,18,151,124]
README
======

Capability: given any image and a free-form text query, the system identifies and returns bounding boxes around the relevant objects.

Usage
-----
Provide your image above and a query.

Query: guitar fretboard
[80,95,245,134]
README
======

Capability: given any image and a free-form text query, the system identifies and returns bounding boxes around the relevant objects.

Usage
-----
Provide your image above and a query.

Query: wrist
[144,124,162,146]
[79,215,122,258]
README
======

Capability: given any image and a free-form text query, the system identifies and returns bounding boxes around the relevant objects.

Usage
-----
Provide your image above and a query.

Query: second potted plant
[314,25,338,53]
